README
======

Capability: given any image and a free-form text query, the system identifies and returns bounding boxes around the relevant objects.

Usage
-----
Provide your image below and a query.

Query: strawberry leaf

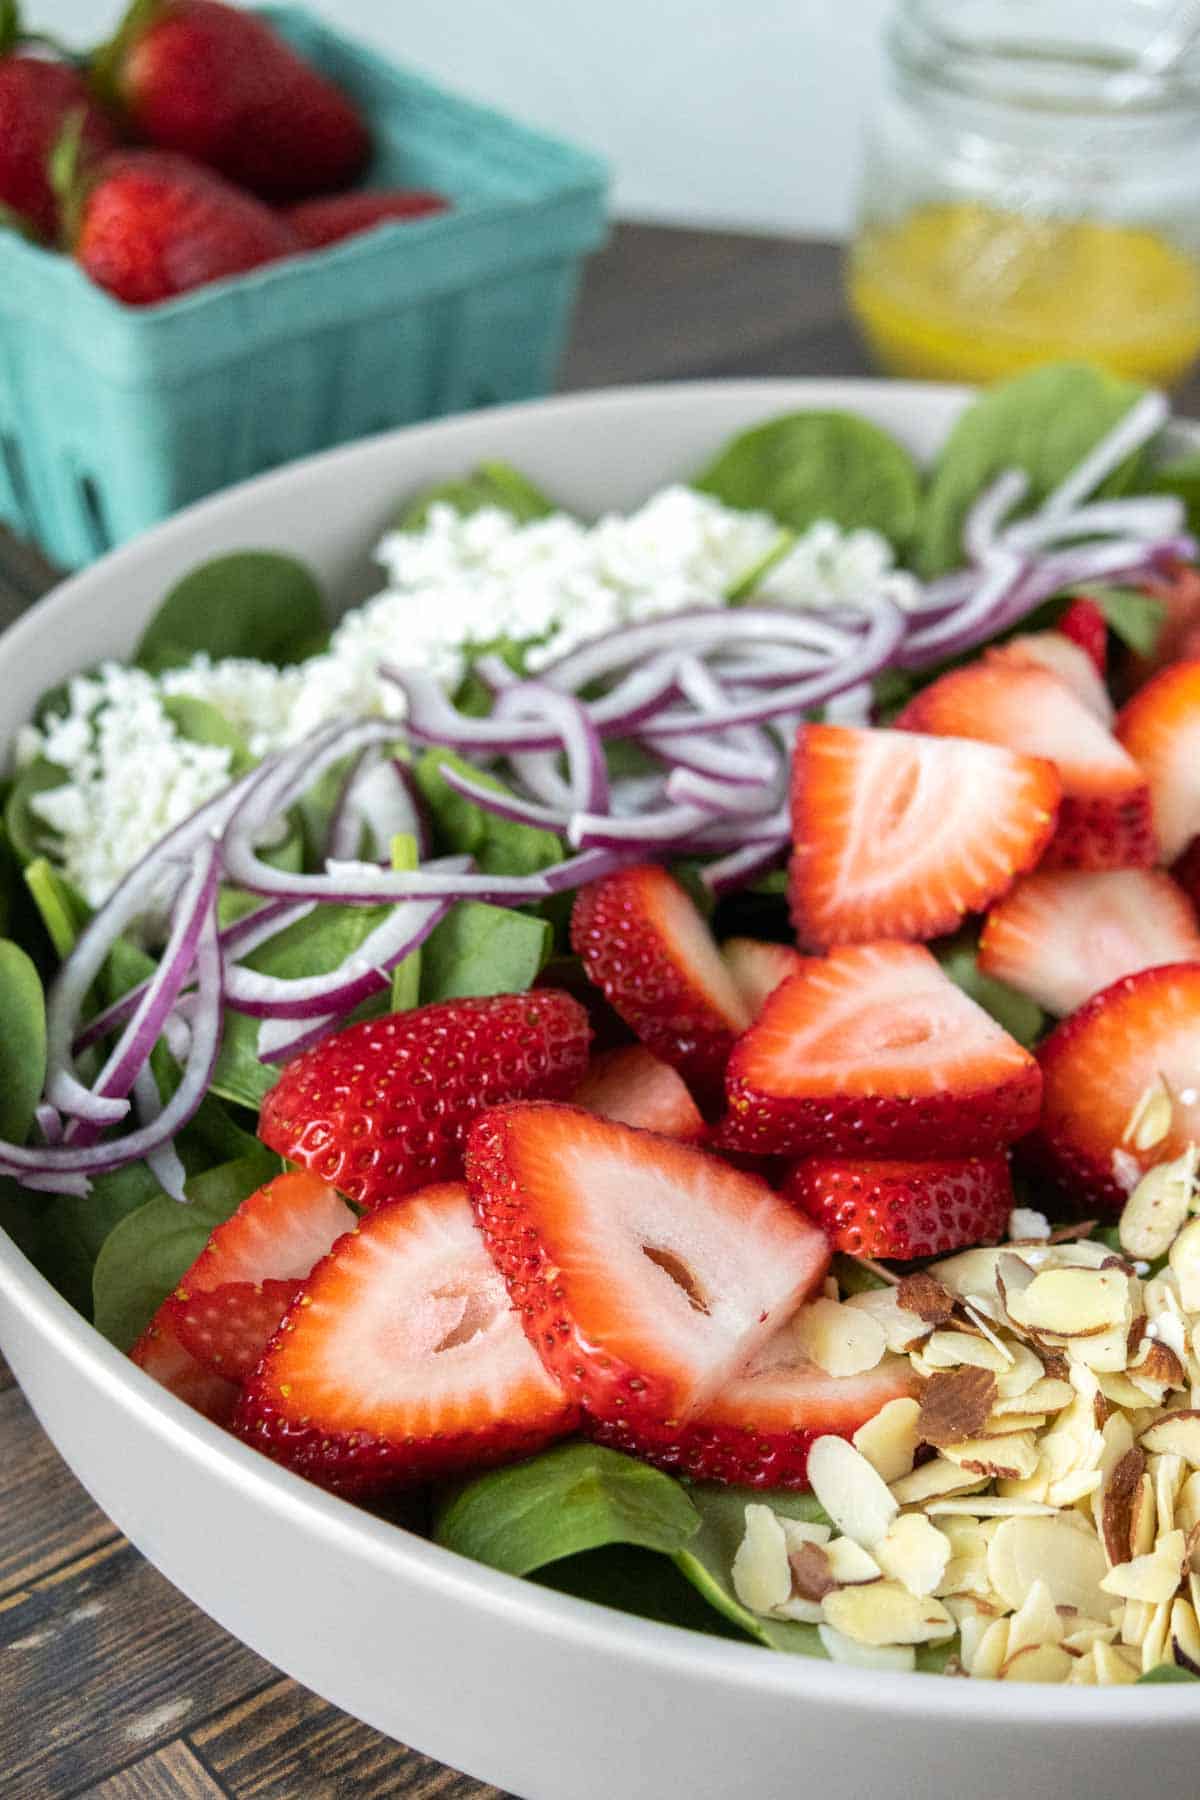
[434,1441,702,1576]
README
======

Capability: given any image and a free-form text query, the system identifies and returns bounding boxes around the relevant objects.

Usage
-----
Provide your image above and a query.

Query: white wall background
[52,0,891,236]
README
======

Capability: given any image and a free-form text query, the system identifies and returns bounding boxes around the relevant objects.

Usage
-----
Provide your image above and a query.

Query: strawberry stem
[48,106,90,248]
[88,0,161,114]
[0,0,20,56]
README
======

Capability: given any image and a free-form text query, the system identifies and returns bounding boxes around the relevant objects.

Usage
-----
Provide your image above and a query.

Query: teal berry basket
[0,6,609,569]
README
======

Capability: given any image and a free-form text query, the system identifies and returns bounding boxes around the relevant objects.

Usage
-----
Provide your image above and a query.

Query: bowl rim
[1,373,1195,1730]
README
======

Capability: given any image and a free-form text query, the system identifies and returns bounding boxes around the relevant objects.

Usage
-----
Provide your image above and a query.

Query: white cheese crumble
[16,489,916,909]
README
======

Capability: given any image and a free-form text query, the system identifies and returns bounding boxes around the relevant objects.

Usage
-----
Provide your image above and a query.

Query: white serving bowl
[1,380,1196,1800]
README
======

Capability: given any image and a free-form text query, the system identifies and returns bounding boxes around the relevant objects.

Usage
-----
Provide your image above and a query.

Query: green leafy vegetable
[420,901,552,1004]
[136,551,328,673]
[1137,1663,1200,1684]
[916,364,1149,577]
[831,1252,892,1296]
[396,461,557,531]
[414,749,562,877]
[435,1442,701,1576]
[1149,451,1200,539]
[1078,587,1166,660]
[389,834,422,1012]
[5,758,66,867]
[534,1545,745,1638]
[936,932,1045,1048]
[92,1146,281,1350]
[0,940,45,1144]
[24,857,89,961]
[161,694,254,774]
[674,1483,829,1655]
[694,411,923,550]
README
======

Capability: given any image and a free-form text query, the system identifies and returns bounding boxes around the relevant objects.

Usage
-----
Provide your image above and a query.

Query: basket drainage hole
[77,474,113,555]
[1,433,35,532]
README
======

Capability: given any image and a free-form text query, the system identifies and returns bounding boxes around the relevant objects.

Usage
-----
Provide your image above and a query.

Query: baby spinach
[534,1544,745,1639]
[1138,1663,1200,1684]
[420,901,552,1004]
[1149,450,1200,538]
[395,461,557,531]
[5,758,66,867]
[916,364,1150,577]
[0,940,45,1144]
[935,931,1045,1048]
[694,411,923,550]
[0,1175,40,1266]
[24,858,88,962]
[92,1145,281,1351]
[414,749,563,878]
[135,551,328,674]
[434,1442,702,1576]
[1077,587,1165,660]
[674,1483,829,1655]
[161,694,254,774]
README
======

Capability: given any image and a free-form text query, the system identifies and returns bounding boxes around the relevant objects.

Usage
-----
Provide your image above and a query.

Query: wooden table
[1,221,1195,1799]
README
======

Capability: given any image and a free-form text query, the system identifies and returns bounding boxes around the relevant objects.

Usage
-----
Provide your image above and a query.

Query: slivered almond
[1119,1147,1197,1262]
[1101,1529,1187,1604]
[1140,1412,1200,1466]
[789,1541,837,1603]
[994,1341,1047,1402]
[987,1516,1110,1619]
[826,1537,882,1586]
[918,1366,997,1449]
[852,1397,921,1484]
[1101,1446,1147,1567]
[897,1271,955,1325]
[1093,1640,1140,1684]
[890,1459,989,1505]
[807,1437,897,1549]
[1170,1219,1200,1313]
[920,1331,1012,1375]
[1122,1076,1174,1154]
[994,1377,1074,1416]
[943,1432,1040,1480]
[1005,1268,1131,1338]
[816,1624,916,1671]
[822,1581,955,1647]
[1141,1600,1174,1675]
[1172,1597,1200,1674]
[792,1298,887,1378]
[874,1514,950,1598]
[968,1617,1012,1679]
[731,1504,792,1614]
[926,1497,1057,1519]
[1006,1578,1063,1655]
[999,1643,1073,1683]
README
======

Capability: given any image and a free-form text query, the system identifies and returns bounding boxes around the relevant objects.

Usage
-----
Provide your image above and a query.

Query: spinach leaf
[434,1441,701,1576]
[1138,1663,1200,1684]
[916,364,1149,577]
[0,940,46,1144]
[210,902,391,1110]
[534,1544,746,1639]
[136,551,328,673]
[161,694,254,774]
[389,835,422,1013]
[92,1145,281,1350]
[1078,586,1166,660]
[727,531,796,603]
[5,758,66,866]
[420,901,552,1004]
[24,857,89,961]
[935,932,1045,1048]
[694,412,923,550]
[395,461,557,531]
[1149,451,1200,538]
[0,1174,40,1265]
[831,1252,892,1296]
[414,748,563,877]
[674,1483,829,1655]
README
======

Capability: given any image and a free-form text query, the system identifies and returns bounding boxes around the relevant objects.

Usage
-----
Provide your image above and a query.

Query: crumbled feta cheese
[1008,1208,1052,1241]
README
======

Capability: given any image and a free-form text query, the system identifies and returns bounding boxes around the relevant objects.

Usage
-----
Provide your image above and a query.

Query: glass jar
[848,0,1200,386]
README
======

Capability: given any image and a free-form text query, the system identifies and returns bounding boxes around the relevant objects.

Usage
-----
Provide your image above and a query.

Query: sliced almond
[999,1642,1074,1683]
[1006,1577,1064,1656]
[1100,1528,1187,1604]
[918,1366,997,1449]
[1005,1268,1131,1339]
[1067,1648,1099,1685]
[926,1496,1058,1519]
[994,1377,1074,1416]
[987,1515,1110,1619]
[822,1580,955,1647]
[890,1458,989,1505]
[1129,1337,1187,1392]
[1100,1371,1168,1412]
[789,1540,837,1603]
[897,1271,955,1325]
[1141,1599,1175,1675]
[874,1513,951,1598]
[807,1436,898,1549]
[920,1330,1012,1375]
[792,1297,887,1379]
[984,1411,1047,1436]
[968,1616,1012,1679]
[1132,1471,1158,1559]
[816,1623,916,1671]
[1170,1218,1200,1314]
[780,1518,832,1553]
[1122,1075,1174,1155]
[852,1396,921,1484]
[1064,1323,1134,1374]
[1062,1620,1119,1655]
[1048,1470,1104,1507]
[994,1341,1048,1402]
[1119,1147,1197,1263]
[1141,1412,1200,1467]
[1093,1639,1140,1685]
[1171,1596,1200,1674]
[1101,1445,1147,1567]
[943,1431,1040,1480]
[1153,1452,1185,1536]
[843,1288,929,1356]
[929,1248,1012,1299]
[1177,1471,1200,1536]
[825,1537,883,1586]
[731,1503,792,1615]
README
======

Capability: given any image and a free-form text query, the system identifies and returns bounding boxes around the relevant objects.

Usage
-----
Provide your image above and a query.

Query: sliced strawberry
[722,942,1042,1157]
[259,991,590,1209]
[1057,597,1109,675]
[988,631,1113,724]
[570,865,750,1093]
[131,1170,354,1414]
[570,1045,705,1142]
[466,1103,830,1426]
[787,724,1059,951]
[160,1277,304,1383]
[234,1183,577,1494]
[1033,963,1200,1211]
[1174,837,1200,910]
[1116,659,1200,863]
[782,1153,1012,1259]
[722,937,806,1017]
[591,1334,916,1489]
[130,1318,239,1425]
[898,661,1156,870]
[979,869,1200,1017]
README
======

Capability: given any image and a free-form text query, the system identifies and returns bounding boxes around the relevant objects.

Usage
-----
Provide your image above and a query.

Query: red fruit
[722,937,805,1017]
[130,1170,355,1411]
[1116,659,1200,863]
[591,1333,916,1489]
[898,660,1156,871]
[74,150,297,304]
[1126,560,1200,683]
[0,56,118,242]
[979,869,1200,1017]
[161,1277,303,1382]
[570,1045,706,1142]
[287,189,449,250]
[1034,963,1200,1211]
[570,865,750,1094]
[787,724,1059,951]
[97,0,369,202]
[722,942,1042,1157]
[783,1153,1013,1259]
[259,991,591,1210]
[1057,597,1109,675]
[988,631,1113,724]
[1174,836,1200,910]
[466,1103,830,1427]
[235,1183,577,1494]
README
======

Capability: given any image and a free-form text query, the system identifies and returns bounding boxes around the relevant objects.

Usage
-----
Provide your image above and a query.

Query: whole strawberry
[93,0,371,203]
[287,189,450,251]
[72,151,298,304]
[258,991,592,1210]
[0,55,118,241]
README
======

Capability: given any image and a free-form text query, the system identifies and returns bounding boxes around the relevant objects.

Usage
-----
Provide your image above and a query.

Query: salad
[4,361,1200,1688]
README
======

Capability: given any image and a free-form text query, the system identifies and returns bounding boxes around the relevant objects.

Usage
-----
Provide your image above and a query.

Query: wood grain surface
[3,221,1200,1798]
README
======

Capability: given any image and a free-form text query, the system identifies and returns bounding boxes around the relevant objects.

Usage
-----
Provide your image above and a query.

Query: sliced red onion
[332,749,432,862]
[384,665,565,752]
[899,551,1025,669]
[583,658,681,736]
[637,729,777,784]
[495,682,609,813]
[162,1010,193,1066]
[35,1103,63,1145]
[326,746,373,861]
[1002,496,1185,555]
[963,468,1030,563]
[823,683,874,726]
[1041,391,1169,518]
[256,1009,351,1064]
[539,847,643,891]
[439,762,569,831]
[701,835,791,896]
[568,802,713,852]
[18,1169,91,1197]
[537,605,858,692]
[132,1063,187,1203]
[664,767,780,817]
